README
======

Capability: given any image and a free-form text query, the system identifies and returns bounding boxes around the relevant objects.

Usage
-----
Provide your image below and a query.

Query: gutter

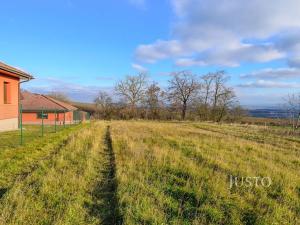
[19,76,34,128]
[0,64,33,80]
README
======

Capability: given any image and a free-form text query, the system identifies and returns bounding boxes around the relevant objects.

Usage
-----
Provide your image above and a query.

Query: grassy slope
[0,121,299,225]
[0,122,110,225]
[0,125,83,188]
[0,125,71,149]
[110,121,300,225]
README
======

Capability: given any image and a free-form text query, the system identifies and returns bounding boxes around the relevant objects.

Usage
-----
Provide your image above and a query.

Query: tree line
[93,70,246,121]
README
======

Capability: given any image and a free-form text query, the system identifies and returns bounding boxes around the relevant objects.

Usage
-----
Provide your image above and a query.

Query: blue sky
[1,0,300,107]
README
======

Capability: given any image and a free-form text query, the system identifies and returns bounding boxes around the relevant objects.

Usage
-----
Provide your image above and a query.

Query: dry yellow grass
[110,121,300,224]
[0,121,299,224]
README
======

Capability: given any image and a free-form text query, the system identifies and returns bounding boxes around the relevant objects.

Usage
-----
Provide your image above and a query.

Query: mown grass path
[87,126,123,225]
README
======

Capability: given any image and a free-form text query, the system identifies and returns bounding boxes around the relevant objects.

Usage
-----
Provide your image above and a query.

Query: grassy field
[0,121,299,224]
[0,124,74,149]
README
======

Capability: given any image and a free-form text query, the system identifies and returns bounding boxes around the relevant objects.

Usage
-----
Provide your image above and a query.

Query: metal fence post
[75,111,77,125]
[42,108,44,137]
[64,111,66,128]
[77,111,80,124]
[89,113,92,127]
[20,104,23,145]
[76,111,78,124]
[55,109,57,133]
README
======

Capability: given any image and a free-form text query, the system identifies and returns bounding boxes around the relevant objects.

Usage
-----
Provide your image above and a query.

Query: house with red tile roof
[0,62,33,131]
[20,91,82,125]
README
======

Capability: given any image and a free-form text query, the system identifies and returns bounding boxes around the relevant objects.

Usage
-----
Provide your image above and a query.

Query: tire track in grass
[87,125,123,225]
[0,123,124,225]
[0,188,7,199]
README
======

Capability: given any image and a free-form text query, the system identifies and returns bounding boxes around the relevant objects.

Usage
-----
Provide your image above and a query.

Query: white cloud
[238,80,300,89]
[176,44,283,67]
[131,63,148,72]
[288,57,300,68]
[135,0,300,67]
[241,68,300,79]
[135,40,186,63]
[172,0,300,38]
[274,29,300,52]
[22,77,113,102]
[235,89,286,107]
[273,29,300,67]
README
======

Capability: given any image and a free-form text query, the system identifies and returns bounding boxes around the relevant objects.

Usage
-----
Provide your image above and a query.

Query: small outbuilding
[20,91,80,125]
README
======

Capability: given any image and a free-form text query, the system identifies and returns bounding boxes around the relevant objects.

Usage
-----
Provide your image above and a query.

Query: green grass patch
[0,120,299,224]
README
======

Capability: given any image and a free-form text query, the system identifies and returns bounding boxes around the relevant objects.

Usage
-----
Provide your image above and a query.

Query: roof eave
[0,66,34,80]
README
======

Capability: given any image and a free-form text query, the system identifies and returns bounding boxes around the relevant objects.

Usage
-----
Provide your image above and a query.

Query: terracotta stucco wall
[22,111,74,124]
[0,74,19,120]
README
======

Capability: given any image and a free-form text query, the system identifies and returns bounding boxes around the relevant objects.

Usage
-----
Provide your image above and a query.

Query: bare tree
[201,73,215,107]
[87,70,241,122]
[215,87,236,122]
[168,71,200,120]
[193,71,237,121]
[145,82,164,119]
[211,71,229,110]
[208,71,236,121]
[197,73,215,120]
[115,73,147,118]
[94,91,113,119]
[284,93,300,130]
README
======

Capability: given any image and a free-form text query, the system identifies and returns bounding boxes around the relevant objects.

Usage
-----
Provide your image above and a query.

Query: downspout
[18,78,32,128]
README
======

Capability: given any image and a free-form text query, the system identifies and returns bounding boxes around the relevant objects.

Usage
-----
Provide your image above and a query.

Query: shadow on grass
[87,126,123,225]
[0,188,8,199]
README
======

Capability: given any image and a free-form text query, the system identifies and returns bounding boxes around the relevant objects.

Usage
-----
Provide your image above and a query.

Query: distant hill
[248,108,288,118]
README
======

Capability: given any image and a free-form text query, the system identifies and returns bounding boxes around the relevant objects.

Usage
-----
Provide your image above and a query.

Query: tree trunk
[217,106,226,122]
[181,102,187,120]
[130,103,136,119]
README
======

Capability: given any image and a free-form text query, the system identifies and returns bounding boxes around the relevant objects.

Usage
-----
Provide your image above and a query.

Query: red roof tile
[21,91,77,112]
[44,96,78,111]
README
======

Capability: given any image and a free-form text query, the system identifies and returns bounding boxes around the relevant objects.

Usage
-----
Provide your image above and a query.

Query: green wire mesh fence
[0,106,91,148]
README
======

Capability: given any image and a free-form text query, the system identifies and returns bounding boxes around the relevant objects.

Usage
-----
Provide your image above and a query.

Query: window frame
[3,81,11,104]
[37,112,49,119]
